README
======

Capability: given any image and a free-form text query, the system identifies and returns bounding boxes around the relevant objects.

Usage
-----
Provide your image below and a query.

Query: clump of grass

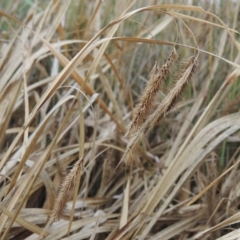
[1,1,240,240]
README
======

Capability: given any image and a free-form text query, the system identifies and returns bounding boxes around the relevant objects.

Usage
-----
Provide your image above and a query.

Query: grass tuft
[0,1,240,239]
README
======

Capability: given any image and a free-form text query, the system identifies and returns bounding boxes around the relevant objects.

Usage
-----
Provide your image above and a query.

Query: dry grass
[125,48,178,139]
[0,0,240,239]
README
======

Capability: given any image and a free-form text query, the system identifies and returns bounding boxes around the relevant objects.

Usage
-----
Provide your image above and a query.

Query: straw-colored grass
[125,48,178,139]
[0,0,240,239]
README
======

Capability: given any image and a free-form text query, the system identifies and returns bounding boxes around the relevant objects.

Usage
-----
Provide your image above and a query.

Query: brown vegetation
[0,1,240,239]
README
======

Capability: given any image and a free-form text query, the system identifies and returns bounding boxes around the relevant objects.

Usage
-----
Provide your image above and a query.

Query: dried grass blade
[149,214,202,240]
[193,212,240,239]
[168,11,239,34]
[2,207,49,237]
[67,93,85,235]
[111,37,240,69]
[119,176,130,228]
[187,156,240,206]
[217,228,240,240]
[110,213,145,240]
